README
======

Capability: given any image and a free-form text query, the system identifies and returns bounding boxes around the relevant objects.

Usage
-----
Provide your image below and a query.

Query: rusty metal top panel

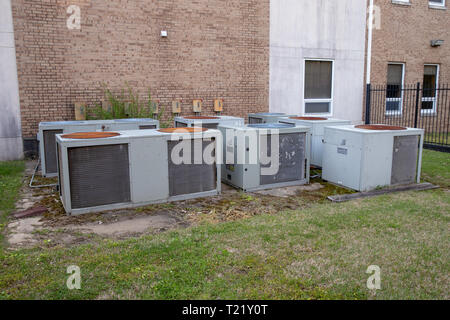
[183,116,220,120]
[158,127,208,133]
[61,132,121,139]
[290,116,328,121]
[355,125,407,131]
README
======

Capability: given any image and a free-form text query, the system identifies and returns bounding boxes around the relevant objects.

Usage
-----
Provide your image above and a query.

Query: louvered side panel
[68,144,131,209]
[43,129,63,174]
[248,117,263,124]
[139,125,157,130]
[391,135,419,185]
[175,121,188,127]
[57,143,64,197]
[260,132,305,185]
[167,139,217,196]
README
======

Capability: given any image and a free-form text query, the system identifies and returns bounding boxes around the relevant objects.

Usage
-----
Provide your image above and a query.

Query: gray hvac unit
[174,115,244,129]
[322,125,424,191]
[38,119,160,177]
[218,123,310,191]
[279,117,352,167]
[56,128,221,215]
[247,113,295,124]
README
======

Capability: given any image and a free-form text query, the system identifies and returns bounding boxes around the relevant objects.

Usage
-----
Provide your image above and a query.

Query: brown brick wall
[12,0,269,138]
[365,0,449,134]
[371,0,449,84]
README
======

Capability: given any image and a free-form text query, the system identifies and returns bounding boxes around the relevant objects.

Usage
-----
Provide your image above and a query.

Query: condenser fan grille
[68,144,131,209]
[43,129,63,174]
[167,139,217,196]
[260,132,306,185]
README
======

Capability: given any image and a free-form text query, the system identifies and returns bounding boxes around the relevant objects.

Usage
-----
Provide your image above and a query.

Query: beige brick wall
[366,0,449,134]
[371,0,449,84]
[12,0,269,138]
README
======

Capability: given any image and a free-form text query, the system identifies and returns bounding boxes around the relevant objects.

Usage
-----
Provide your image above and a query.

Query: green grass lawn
[0,152,448,300]
[0,161,24,251]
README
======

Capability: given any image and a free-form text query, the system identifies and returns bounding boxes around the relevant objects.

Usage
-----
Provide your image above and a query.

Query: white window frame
[303,58,334,117]
[392,0,410,5]
[421,64,440,115]
[385,62,405,116]
[429,0,446,8]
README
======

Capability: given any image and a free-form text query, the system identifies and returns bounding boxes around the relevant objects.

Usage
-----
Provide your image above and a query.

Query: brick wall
[12,0,269,139]
[364,0,450,134]
[371,0,449,84]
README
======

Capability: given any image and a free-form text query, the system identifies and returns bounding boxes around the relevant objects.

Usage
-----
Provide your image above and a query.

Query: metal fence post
[365,83,371,124]
[414,82,420,128]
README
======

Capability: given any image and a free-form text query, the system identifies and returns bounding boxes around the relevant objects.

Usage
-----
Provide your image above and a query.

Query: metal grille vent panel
[260,133,305,185]
[168,139,217,196]
[57,143,64,197]
[139,125,157,130]
[68,144,131,209]
[43,129,63,174]
[248,117,263,124]
[175,121,188,127]
[391,135,419,185]
[201,123,219,129]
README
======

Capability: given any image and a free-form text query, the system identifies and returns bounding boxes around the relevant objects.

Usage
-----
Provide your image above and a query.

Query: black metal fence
[365,82,450,152]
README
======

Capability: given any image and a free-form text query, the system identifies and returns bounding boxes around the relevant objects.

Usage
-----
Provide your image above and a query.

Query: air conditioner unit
[174,115,244,129]
[218,123,310,191]
[247,113,295,124]
[38,119,160,177]
[279,117,352,167]
[56,128,221,215]
[322,125,424,191]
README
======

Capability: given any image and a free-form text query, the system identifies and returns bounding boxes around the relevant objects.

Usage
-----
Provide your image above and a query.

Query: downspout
[364,0,374,124]
[366,0,374,85]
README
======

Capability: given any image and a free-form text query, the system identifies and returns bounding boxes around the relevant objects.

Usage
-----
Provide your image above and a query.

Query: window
[304,60,333,115]
[392,0,410,4]
[429,0,446,7]
[422,65,439,114]
[386,63,404,115]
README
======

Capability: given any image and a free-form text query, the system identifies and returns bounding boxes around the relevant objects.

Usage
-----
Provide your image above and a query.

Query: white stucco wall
[270,0,367,123]
[0,0,23,161]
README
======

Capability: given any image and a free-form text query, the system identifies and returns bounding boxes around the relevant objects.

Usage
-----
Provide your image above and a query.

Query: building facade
[269,0,368,123]
[9,0,270,156]
[0,0,22,161]
[2,0,448,160]
[365,0,449,136]
[370,0,449,85]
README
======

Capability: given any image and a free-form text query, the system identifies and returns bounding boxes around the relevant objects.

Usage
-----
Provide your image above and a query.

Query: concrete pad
[69,214,178,236]
[7,217,43,246]
[254,183,324,197]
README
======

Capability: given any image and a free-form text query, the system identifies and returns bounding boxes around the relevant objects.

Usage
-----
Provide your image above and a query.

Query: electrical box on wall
[193,100,202,113]
[172,100,181,114]
[214,99,224,112]
[74,102,87,120]
[102,100,112,113]
[151,100,160,114]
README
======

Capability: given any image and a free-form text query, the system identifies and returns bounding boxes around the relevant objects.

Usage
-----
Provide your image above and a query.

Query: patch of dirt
[5,160,352,249]
[68,214,178,236]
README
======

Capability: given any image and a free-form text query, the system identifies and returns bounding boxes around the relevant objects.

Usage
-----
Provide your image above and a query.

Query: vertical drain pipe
[365,0,374,124]
[366,0,374,85]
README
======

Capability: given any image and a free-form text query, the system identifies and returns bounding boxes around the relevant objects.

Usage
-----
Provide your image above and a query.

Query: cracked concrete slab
[68,214,178,236]
[254,183,324,198]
